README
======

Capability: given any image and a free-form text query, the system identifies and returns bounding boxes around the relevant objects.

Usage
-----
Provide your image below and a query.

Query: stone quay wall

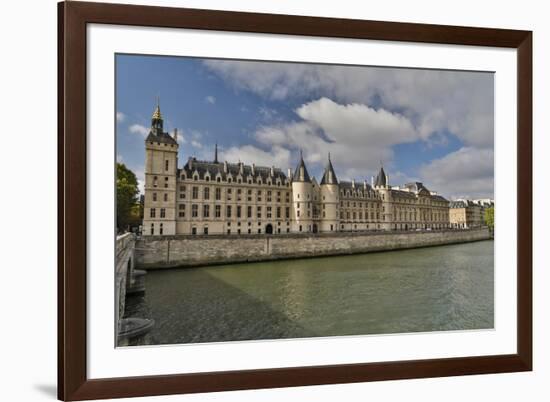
[135,228,491,269]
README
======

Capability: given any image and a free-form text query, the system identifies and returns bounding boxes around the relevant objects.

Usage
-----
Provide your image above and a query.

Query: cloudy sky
[116,54,494,200]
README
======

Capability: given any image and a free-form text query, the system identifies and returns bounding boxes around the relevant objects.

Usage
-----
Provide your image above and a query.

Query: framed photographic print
[58,1,532,400]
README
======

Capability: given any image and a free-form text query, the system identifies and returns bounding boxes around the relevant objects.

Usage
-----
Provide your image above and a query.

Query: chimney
[364,180,367,190]
[371,176,375,187]
[239,161,244,175]
[287,168,292,179]
[173,128,178,141]
[251,163,256,176]
[223,160,228,173]
[189,156,193,170]
[270,166,274,176]
[351,179,355,188]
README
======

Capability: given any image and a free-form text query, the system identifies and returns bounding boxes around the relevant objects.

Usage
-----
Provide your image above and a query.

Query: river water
[124,240,494,346]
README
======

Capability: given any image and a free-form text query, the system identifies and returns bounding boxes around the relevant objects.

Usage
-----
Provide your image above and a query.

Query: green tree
[484,206,494,233]
[117,163,139,232]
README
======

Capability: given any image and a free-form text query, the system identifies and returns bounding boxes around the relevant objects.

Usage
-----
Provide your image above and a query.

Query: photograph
[115,54,496,347]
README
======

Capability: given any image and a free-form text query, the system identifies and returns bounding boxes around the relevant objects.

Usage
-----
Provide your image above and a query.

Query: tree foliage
[484,206,494,232]
[116,163,139,232]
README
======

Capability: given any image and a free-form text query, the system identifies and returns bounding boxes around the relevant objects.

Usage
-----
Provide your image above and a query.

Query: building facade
[449,200,485,229]
[142,105,451,236]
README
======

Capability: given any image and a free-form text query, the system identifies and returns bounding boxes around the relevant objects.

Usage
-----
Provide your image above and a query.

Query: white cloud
[253,97,419,175]
[116,112,126,123]
[221,145,292,170]
[191,140,203,149]
[205,95,216,104]
[129,124,149,137]
[116,154,123,163]
[258,106,278,121]
[203,60,494,148]
[419,147,494,199]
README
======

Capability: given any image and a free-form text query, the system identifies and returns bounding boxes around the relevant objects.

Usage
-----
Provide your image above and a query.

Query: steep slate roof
[181,158,288,182]
[390,189,417,199]
[145,131,178,146]
[338,181,377,197]
[374,166,387,187]
[320,156,338,185]
[292,153,312,183]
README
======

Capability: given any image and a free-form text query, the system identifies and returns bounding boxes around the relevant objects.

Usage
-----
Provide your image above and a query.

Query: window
[285,207,290,219]
[192,227,197,235]
[203,205,210,218]
[215,205,221,218]
[237,206,242,218]
[267,191,272,202]
[153,176,158,187]
[204,227,208,235]
[257,206,262,219]
[150,208,156,218]
[179,186,186,199]
[192,186,199,199]
[178,204,185,217]
[215,188,221,200]
[237,189,242,201]
[276,207,281,219]
[299,225,302,232]
[226,205,232,218]
[192,204,198,217]
[152,192,157,202]
[165,160,169,171]
[160,208,166,218]
[257,190,262,202]
[297,210,300,217]
[150,223,154,235]
[164,193,168,202]
[159,223,163,235]
[267,206,272,218]
[204,187,210,200]
[164,177,169,188]
[247,206,252,218]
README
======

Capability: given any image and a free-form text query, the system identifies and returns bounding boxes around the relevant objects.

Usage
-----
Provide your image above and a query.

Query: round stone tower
[319,154,339,233]
[291,151,314,233]
[373,165,393,230]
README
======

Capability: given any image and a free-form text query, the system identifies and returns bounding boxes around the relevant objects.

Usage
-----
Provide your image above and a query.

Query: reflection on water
[123,240,494,346]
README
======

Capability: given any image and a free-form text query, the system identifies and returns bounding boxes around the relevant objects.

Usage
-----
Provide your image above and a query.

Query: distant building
[449,200,485,229]
[142,103,451,236]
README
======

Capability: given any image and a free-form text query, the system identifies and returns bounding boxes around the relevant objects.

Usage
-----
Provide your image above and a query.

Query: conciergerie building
[142,103,450,236]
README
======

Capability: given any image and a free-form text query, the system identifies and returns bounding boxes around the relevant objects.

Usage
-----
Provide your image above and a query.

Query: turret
[291,151,314,233]
[319,153,339,232]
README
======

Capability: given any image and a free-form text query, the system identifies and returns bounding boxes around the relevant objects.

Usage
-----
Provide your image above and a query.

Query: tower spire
[151,97,163,134]
[214,143,219,163]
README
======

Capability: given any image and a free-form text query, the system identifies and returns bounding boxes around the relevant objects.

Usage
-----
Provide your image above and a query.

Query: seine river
[125,240,494,346]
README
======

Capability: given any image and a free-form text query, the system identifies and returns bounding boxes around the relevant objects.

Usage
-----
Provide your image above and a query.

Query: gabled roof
[181,158,288,182]
[320,156,338,185]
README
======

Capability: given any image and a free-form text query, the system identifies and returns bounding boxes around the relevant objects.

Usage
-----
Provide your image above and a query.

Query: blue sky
[116,54,494,199]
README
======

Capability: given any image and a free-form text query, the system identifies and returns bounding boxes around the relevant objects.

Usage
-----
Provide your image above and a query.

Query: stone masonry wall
[135,228,491,269]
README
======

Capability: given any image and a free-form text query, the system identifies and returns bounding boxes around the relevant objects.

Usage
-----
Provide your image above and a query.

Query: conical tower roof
[292,151,311,183]
[152,102,162,120]
[320,153,338,185]
[375,166,387,187]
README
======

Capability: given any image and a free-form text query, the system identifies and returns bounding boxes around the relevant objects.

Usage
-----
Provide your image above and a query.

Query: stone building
[142,104,451,236]
[449,200,485,229]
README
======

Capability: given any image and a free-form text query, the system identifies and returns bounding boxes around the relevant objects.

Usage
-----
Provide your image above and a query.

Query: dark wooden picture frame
[58,1,532,400]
